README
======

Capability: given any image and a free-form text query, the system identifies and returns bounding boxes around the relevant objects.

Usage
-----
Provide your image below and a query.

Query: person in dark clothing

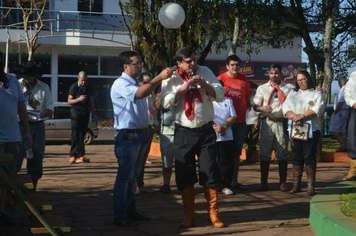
[67,71,96,164]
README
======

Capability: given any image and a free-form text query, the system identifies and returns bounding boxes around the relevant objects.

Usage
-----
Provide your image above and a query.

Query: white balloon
[159,3,186,29]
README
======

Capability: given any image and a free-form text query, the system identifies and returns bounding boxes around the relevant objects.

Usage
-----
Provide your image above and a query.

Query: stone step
[30,214,70,234]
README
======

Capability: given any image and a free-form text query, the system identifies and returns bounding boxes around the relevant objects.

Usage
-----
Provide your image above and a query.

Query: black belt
[177,121,214,132]
[115,129,144,134]
[29,120,44,123]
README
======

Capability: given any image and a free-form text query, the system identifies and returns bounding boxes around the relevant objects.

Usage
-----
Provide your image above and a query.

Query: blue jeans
[113,131,147,218]
[16,122,46,180]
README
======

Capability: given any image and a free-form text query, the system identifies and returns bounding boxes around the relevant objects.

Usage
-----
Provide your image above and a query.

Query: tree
[9,0,49,61]
[228,0,297,57]
[274,0,356,100]
[118,0,231,76]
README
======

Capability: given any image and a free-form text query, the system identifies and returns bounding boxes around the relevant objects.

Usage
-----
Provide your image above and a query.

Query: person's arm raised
[135,68,174,99]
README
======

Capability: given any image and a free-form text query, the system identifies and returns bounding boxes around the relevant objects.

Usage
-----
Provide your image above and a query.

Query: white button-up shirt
[282,88,325,132]
[344,71,356,108]
[19,78,54,122]
[253,81,294,118]
[161,65,224,128]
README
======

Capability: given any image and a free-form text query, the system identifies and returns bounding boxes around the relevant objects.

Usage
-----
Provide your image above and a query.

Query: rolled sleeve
[212,83,224,102]
[310,93,325,117]
[282,98,292,117]
[253,87,264,106]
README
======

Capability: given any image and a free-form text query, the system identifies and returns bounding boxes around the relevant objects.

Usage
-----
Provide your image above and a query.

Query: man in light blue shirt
[110,51,173,228]
[0,51,32,225]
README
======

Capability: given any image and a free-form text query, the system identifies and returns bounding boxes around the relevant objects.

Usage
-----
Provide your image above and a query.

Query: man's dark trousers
[70,112,89,158]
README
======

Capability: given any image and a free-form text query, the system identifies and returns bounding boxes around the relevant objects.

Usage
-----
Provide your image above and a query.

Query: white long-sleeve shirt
[344,71,356,108]
[282,88,325,132]
[161,65,224,128]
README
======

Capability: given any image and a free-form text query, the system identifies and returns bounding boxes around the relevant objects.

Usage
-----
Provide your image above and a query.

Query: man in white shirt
[329,75,349,152]
[343,71,356,180]
[15,61,54,192]
[253,64,293,192]
[161,47,224,228]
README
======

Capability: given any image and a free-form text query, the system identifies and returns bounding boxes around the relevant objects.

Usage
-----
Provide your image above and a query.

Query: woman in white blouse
[343,71,356,180]
[282,70,325,196]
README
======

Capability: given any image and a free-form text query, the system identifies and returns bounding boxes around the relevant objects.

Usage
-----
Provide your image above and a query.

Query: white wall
[52,0,78,11]
[103,0,122,14]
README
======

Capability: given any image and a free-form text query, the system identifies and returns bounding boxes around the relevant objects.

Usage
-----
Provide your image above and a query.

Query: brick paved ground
[2,142,350,236]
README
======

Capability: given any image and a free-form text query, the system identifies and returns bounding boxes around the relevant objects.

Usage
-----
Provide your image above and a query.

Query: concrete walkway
[2,143,351,236]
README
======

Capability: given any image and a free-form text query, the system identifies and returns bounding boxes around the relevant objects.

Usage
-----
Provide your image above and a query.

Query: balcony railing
[0,7,129,33]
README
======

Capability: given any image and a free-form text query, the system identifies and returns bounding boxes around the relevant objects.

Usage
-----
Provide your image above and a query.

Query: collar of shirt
[267,80,288,88]
[121,72,139,86]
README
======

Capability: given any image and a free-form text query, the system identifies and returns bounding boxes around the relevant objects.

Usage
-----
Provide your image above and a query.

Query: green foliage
[339,187,356,222]
[119,0,232,76]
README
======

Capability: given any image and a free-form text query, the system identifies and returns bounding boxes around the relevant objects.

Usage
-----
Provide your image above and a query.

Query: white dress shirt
[344,71,356,108]
[161,65,224,128]
[282,88,325,132]
[253,81,294,118]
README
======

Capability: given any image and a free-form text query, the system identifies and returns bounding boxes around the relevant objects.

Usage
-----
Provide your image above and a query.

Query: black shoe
[113,217,138,228]
[231,183,248,190]
[0,212,15,226]
[158,184,171,194]
[128,212,151,221]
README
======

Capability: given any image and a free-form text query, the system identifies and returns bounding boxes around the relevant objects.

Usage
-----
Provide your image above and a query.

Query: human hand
[254,120,260,129]
[218,130,226,137]
[291,113,303,122]
[79,95,87,101]
[159,67,174,80]
[261,105,273,113]
[24,134,33,149]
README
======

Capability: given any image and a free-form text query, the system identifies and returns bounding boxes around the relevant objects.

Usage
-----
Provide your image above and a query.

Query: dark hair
[176,47,194,62]
[118,51,140,70]
[269,63,282,73]
[218,80,224,87]
[293,70,315,91]
[139,72,150,82]
[226,55,241,65]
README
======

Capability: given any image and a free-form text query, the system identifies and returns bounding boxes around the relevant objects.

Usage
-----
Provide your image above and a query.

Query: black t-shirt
[68,82,93,114]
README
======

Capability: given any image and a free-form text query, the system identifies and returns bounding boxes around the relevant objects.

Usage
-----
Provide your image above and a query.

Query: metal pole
[169,29,173,67]
[5,39,9,73]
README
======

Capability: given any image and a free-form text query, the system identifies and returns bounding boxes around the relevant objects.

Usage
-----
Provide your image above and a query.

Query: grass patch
[339,187,356,222]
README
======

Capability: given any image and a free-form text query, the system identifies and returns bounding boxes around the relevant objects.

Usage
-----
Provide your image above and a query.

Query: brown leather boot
[180,185,195,228]
[290,165,303,194]
[278,161,288,191]
[204,187,224,228]
[305,165,316,196]
[257,161,270,191]
[344,159,356,181]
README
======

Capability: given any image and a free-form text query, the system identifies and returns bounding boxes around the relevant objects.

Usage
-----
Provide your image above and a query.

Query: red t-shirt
[217,73,250,123]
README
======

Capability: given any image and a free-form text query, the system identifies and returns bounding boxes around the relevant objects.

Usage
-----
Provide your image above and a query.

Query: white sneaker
[222,188,234,195]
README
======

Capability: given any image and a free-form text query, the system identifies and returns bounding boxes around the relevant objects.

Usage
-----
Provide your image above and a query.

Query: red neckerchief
[178,67,203,120]
[267,81,286,105]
